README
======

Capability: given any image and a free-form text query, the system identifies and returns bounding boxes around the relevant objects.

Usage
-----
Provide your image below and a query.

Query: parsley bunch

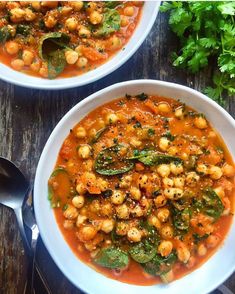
[160,1,235,106]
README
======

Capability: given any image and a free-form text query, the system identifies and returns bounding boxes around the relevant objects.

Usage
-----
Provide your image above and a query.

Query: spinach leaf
[94,247,129,269]
[142,253,177,276]
[90,127,108,144]
[104,1,122,9]
[129,239,156,263]
[129,150,183,166]
[193,233,210,244]
[39,32,70,79]
[0,26,11,43]
[50,167,67,177]
[95,8,121,37]
[95,144,134,175]
[202,188,224,220]
[173,207,191,231]
[16,24,31,36]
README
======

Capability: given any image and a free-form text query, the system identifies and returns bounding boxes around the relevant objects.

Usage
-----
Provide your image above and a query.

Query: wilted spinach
[0,26,11,43]
[94,8,121,37]
[94,247,129,269]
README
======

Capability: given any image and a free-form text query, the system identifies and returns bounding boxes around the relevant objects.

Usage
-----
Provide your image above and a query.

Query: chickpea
[160,224,174,239]
[130,187,141,201]
[174,177,185,188]
[78,145,91,159]
[162,177,174,187]
[11,59,24,71]
[72,195,85,209]
[196,163,209,175]
[39,63,48,78]
[76,57,88,68]
[65,17,78,31]
[131,205,144,217]
[65,50,79,65]
[222,164,235,177]
[75,126,87,138]
[119,175,132,189]
[206,235,220,248]
[170,163,184,175]
[10,8,25,22]
[24,8,36,21]
[90,199,100,214]
[168,146,178,156]
[63,220,74,230]
[44,15,57,28]
[109,36,122,51]
[161,269,174,283]
[31,2,41,11]
[157,208,170,223]
[116,204,130,219]
[63,204,78,220]
[174,107,184,119]
[164,188,183,200]
[158,240,173,257]
[106,113,119,124]
[121,15,129,27]
[222,197,231,216]
[130,137,142,148]
[70,1,84,11]
[194,116,208,129]
[177,245,190,263]
[148,215,161,230]
[22,50,34,66]
[209,166,222,180]
[137,174,148,189]
[159,137,170,151]
[30,60,41,73]
[186,256,196,269]
[100,203,113,217]
[97,178,108,192]
[127,227,142,242]
[157,164,171,178]
[78,26,91,38]
[124,6,135,16]
[41,1,58,8]
[158,102,171,113]
[186,172,200,187]
[78,225,97,242]
[101,219,115,233]
[111,190,125,205]
[61,6,73,16]
[154,195,167,208]
[5,41,20,55]
[213,186,225,198]
[76,183,87,195]
[197,243,207,256]
[116,222,129,236]
[76,215,87,227]
[89,11,102,25]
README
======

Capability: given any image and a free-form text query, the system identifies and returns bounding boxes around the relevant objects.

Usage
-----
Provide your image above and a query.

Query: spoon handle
[14,207,31,252]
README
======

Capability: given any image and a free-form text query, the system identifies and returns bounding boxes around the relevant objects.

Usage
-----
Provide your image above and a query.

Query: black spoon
[0,157,51,294]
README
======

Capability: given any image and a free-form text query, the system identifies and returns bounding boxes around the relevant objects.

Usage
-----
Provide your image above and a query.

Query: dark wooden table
[0,9,234,294]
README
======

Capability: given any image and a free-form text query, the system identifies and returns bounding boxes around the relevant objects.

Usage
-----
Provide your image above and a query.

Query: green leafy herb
[136,93,148,101]
[129,240,156,263]
[160,1,235,105]
[129,150,183,166]
[95,144,134,175]
[142,253,177,276]
[90,127,108,144]
[39,32,70,79]
[94,8,121,37]
[16,24,31,36]
[148,128,155,136]
[173,207,191,231]
[202,188,224,220]
[94,247,129,269]
[105,1,122,9]
[193,233,210,244]
[0,26,11,43]
[162,131,175,141]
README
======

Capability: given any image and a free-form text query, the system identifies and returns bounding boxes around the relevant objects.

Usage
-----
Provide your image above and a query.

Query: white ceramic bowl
[34,80,235,294]
[0,3,159,90]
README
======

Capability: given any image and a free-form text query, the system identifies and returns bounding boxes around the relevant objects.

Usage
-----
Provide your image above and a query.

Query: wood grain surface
[0,9,234,294]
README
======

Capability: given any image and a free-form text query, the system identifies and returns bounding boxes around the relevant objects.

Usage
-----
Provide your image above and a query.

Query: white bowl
[34,80,235,294]
[0,3,159,90]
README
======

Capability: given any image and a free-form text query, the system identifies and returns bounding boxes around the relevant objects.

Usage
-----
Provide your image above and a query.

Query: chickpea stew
[0,1,142,79]
[48,94,235,285]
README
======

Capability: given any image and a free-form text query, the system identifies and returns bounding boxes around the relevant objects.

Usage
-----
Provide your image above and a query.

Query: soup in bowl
[34,80,235,294]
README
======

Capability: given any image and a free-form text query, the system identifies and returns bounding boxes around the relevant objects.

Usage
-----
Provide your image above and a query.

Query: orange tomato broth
[52,95,235,285]
[0,1,142,78]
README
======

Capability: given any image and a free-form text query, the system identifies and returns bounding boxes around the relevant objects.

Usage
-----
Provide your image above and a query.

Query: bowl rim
[0,3,160,90]
[34,79,235,293]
